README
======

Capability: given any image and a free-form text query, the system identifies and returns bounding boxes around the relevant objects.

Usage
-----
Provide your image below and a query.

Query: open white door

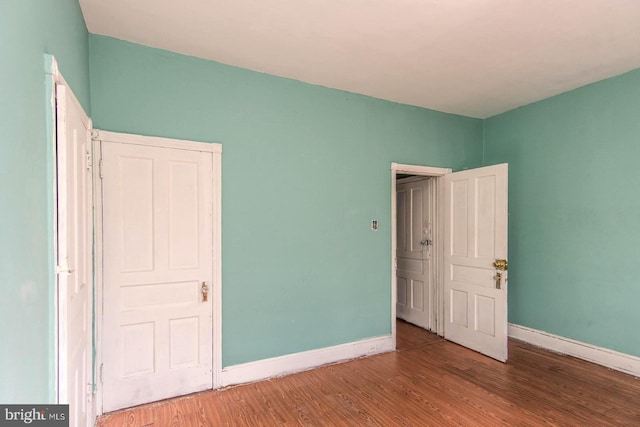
[444,164,508,361]
[56,84,93,427]
[101,138,217,412]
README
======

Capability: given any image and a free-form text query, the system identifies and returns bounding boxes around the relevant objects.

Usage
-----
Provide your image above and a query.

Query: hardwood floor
[97,320,640,426]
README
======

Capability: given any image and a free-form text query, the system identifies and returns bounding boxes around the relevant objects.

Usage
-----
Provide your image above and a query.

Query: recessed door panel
[475,295,496,336]
[120,323,155,377]
[451,180,468,257]
[170,317,200,369]
[451,289,468,327]
[410,188,424,253]
[397,190,407,253]
[120,157,154,272]
[475,175,496,259]
[398,277,408,307]
[168,161,200,270]
[411,280,424,311]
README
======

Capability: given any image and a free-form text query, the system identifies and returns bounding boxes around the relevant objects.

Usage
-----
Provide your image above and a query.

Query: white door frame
[48,55,69,403]
[391,163,451,348]
[93,131,223,415]
[92,133,104,417]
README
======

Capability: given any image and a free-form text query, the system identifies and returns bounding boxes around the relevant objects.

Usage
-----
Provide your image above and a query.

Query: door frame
[391,163,451,348]
[93,131,223,415]
[48,55,70,403]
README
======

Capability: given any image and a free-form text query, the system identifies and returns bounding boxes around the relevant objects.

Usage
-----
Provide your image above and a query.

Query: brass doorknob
[493,259,508,271]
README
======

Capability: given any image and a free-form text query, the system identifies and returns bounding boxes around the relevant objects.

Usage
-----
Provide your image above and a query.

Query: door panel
[102,142,213,412]
[397,182,428,260]
[444,164,508,361]
[396,179,434,329]
[56,84,92,427]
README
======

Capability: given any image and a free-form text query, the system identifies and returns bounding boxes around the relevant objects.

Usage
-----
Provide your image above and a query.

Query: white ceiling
[80,0,640,118]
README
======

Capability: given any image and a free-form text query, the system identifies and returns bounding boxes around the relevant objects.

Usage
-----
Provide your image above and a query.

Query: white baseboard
[508,323,640,378]
[221,335,393,387]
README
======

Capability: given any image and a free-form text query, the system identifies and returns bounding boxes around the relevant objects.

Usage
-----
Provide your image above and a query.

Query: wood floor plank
[97,320,640,426]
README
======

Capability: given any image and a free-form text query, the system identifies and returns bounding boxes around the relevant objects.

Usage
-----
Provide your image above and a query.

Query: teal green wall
[88,35,483,366]
[484,68,640,357]
[0,0,90,402]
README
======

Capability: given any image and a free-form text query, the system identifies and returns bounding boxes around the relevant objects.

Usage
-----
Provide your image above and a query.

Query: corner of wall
[481,118,486,166]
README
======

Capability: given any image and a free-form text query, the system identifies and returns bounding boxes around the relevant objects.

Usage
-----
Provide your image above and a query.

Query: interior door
[101,142,214,412]
[56,84,93,427]
[444,164,508,361]
[396,178,433,330]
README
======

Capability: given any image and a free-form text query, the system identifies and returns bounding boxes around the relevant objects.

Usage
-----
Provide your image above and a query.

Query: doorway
[391,162,510,362]
[94,131,223,413]
[395,175,436,330]
[391,163,450,347]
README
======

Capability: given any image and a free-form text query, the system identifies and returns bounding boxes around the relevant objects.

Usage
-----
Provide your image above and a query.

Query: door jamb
[47,55,68,403]
[93,131,223,415]
[391,163,451,348]
[92,136,104,416]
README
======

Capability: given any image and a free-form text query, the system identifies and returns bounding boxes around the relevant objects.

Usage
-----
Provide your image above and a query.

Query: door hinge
[55,264,74,275]
[86,150,92,172]
[393,257,398,271]
[100,363,104,384]
[99,159,104,179]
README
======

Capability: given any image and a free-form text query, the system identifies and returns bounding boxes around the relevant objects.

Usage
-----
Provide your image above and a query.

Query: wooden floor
[98,320,640,426]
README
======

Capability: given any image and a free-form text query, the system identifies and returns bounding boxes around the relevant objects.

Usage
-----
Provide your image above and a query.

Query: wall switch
[371,220,378,231]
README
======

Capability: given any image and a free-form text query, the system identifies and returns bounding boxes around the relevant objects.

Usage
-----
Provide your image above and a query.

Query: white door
[444,164,508,361]
[56,85,93,427]
[396,178,434,330]
[101,141,214,412]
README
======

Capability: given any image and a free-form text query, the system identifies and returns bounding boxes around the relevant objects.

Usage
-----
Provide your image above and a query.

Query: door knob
[493,259,507,289]
[420,238,432,246]
[493,259,508,271]
[201,282,208,302]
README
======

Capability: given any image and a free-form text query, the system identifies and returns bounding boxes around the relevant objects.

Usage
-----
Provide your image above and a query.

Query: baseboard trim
[508,323,640,378]
[221,335,394,387]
